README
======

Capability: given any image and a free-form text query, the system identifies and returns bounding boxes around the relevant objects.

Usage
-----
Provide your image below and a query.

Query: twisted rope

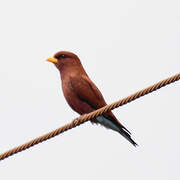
[0,72,180,161]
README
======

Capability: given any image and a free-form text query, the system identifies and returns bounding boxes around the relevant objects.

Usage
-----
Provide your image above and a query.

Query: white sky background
[0,0,180,179]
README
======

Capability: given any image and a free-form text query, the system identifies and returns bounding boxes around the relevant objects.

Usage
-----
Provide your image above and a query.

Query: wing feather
[69,75,123,127]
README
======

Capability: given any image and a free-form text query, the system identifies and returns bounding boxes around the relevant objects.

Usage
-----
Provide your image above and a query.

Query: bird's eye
[56,54,67,60]
[61,54,66,58]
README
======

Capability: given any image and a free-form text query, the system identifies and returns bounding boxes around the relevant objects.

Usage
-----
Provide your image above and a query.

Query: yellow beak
[46,57,58,63]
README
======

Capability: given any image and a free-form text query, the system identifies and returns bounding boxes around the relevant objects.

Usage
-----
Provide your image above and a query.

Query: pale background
[0,0,180,179]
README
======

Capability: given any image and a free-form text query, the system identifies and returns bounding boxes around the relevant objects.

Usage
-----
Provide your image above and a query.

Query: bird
[46,51,137,146]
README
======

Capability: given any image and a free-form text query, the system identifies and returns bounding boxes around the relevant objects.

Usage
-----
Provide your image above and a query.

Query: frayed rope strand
[0,72,180,161]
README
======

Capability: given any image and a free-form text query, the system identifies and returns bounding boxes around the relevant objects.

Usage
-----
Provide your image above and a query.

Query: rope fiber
[0,72,180,161]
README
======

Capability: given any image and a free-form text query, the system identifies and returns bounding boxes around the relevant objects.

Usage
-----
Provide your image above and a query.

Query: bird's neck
[59,64,88,81]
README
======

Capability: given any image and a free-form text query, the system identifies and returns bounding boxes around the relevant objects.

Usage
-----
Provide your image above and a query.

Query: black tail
[96,115,138,146]
[119,126,138,147]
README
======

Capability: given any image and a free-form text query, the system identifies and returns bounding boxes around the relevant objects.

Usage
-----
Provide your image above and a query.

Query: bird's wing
[69,75,107,109]
[69,75,123,126]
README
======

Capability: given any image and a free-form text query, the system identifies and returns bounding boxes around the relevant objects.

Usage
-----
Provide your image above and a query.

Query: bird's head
[46,51,81,71]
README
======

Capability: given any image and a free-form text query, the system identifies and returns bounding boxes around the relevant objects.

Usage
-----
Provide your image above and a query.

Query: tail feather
[96,115,138,146]
[119,128,138,147]
[121,126,131,135]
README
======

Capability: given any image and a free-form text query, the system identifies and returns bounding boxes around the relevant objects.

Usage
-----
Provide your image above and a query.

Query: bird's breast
[61,78,94,115]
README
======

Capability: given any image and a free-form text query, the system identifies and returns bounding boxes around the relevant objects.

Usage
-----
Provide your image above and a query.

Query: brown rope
[0,72,180,161]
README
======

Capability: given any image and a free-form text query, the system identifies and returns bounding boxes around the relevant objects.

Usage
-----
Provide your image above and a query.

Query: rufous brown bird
[47,51,137,146]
